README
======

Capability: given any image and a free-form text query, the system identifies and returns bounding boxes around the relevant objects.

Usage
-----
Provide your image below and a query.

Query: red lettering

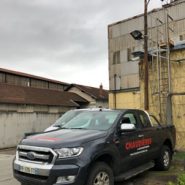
[125,138,152,150]
[125,143,130,150]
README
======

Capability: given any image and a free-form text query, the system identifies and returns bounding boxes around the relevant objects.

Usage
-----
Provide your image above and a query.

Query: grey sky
[0,0,162,89]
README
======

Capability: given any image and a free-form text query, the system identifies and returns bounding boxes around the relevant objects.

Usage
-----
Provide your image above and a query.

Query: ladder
[150,10,174,123]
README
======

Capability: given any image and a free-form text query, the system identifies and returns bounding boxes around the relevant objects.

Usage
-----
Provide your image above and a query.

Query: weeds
[168,173,185,185]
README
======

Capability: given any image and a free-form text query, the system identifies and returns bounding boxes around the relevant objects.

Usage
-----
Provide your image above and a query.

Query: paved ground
[0,148,184,185]
[0,154,20,185]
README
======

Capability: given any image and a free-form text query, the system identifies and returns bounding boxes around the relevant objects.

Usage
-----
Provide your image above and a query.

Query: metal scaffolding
[150,7,174,123]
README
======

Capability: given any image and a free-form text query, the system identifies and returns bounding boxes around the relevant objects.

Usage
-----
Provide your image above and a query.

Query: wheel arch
[89,153,118,175]
[163,139,173,153]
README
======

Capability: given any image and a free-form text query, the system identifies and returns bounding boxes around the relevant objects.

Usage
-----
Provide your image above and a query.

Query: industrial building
[66,84,108,108]
[108,0,185,149]
[0,68,69,91]
[0,69,88,149]
[0,68,108,149]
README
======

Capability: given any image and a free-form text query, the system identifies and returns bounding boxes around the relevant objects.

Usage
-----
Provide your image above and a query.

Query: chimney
[99,84,103,97]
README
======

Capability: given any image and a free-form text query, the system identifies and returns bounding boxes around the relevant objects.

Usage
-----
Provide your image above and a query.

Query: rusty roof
[0,68,69,85]
[66,84,108,100]
[0,83,88,107]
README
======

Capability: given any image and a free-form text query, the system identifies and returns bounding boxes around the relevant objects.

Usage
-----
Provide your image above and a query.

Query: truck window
[150,115,160,127]
[138,112,151,128]
[122,113,137,126]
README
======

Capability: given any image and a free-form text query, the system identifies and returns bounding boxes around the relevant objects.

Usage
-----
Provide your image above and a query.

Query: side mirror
[120,123,136,132]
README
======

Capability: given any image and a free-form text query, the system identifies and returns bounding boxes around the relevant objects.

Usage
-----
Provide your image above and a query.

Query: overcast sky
[0,0,163,89]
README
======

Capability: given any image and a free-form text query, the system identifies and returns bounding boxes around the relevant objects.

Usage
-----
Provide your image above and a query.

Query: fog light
[56,176,76,184]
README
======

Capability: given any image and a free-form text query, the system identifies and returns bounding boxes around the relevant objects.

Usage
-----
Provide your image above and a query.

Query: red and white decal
[125,138,152,150]
[30,136,61,142]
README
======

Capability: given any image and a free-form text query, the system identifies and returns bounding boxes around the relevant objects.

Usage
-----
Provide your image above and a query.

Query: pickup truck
[13,108,176,185]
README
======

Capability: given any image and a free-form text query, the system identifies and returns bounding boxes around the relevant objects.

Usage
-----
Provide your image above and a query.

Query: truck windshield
[54,110,82,127]
[54,111,120,131]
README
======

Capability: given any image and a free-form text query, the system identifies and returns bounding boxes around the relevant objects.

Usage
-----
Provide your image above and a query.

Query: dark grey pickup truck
[13,109,176,185]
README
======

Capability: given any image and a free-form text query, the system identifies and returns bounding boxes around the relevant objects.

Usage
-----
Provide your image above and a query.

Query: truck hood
[20,129,107,149]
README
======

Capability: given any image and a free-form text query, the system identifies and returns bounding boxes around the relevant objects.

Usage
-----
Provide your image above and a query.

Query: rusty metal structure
[149,6,174,123]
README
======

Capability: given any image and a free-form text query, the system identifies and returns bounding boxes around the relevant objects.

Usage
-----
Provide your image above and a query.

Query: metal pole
[156,18,162,122]
[166,92,185,125]
[144,0,149,110]
[166,14,172,93]
[114,74,117,109]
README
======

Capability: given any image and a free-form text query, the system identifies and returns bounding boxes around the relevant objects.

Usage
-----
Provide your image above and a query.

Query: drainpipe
[166,92,185,125]
[114,74,117,109]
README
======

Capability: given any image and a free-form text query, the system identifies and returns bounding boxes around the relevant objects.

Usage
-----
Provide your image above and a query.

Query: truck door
[137,111,159,162]
[117,111,147,172]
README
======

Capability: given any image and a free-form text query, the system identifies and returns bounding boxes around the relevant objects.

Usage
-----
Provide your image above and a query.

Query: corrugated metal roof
[0,83,88,107]
[0,68,69,85]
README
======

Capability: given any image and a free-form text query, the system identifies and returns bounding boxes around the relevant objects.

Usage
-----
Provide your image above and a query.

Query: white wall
[0,112,60,149]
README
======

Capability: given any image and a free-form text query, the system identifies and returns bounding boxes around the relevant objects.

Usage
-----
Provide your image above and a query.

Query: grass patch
[173,151,185,161]
[168,173,185,185]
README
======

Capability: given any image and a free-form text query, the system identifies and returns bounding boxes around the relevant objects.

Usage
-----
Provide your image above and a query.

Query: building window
[113,74,121,90]
[0,72,6,83]
[113,51,120,64]
[127,47,135,61]
[179,34,185,41]
[27,81,30,87]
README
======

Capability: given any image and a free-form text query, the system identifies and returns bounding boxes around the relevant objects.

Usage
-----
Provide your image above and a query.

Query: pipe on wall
[166,92,185,125]
[114,74,117,109]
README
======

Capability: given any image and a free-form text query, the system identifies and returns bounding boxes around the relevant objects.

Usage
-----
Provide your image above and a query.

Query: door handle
[113,138,120,144]
[138,134,144,138]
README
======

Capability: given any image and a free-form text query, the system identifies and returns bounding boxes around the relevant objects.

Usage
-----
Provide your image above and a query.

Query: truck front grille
[17,145,57,164]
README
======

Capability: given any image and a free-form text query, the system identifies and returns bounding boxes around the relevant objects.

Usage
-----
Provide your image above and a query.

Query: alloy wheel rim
[93,171,110,185]
[163,151,170,167]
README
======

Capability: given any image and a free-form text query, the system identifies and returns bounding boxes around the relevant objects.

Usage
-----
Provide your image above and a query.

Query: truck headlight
[55,147,83,158]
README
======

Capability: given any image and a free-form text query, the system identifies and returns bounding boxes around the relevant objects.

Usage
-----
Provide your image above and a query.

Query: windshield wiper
[55,126,87,130]
[54,125,68,129]
[68,127,87,130]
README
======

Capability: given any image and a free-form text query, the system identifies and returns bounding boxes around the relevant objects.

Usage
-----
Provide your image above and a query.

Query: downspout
[166,92,185,125]
[114,74,117,109]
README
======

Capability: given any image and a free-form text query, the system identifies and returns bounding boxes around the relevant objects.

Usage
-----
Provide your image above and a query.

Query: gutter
[166,92,185,125]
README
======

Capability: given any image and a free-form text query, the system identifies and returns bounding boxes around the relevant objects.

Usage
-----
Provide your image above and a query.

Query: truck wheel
[87,162,114,185]
[155,145,172,171]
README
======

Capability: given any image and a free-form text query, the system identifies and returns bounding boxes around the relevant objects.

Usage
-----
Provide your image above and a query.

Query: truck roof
[72,108,147,113]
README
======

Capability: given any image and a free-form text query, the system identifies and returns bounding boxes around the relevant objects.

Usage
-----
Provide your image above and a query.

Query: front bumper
[13,159,87,185]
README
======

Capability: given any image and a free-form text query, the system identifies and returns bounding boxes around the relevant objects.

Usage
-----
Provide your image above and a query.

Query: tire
[87,162,114,185]
[155,145,172,171]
